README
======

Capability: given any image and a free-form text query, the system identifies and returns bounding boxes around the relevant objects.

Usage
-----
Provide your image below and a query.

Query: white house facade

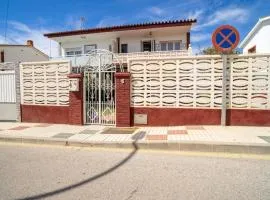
[44,19,196,65]
[240,16,270,53]
[0,40,49,63]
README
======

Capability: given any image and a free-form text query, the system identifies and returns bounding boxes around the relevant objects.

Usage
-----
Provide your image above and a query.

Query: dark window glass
[121,44,128,53]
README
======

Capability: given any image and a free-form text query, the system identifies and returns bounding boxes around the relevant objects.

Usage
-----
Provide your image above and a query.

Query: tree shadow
[16,140,139,200]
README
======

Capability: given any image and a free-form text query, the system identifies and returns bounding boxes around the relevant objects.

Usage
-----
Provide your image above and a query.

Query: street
[0,143,269,200]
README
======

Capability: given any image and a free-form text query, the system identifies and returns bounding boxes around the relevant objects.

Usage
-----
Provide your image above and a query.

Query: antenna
[80,17,85,30]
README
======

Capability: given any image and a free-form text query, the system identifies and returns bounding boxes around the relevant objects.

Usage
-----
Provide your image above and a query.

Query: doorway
[142,41,152,52]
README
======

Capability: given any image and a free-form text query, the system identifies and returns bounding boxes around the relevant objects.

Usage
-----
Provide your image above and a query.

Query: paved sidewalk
[0,122,270,154]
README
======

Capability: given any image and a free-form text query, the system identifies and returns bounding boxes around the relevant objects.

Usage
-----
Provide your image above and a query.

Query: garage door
[0,70,17,121]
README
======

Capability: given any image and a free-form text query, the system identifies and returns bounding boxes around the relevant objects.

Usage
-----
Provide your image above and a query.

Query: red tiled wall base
[131,107,221,126]
[115,72,131,127]
[131,107,270,126]
[21,105,69,124]
[227,109,270,126]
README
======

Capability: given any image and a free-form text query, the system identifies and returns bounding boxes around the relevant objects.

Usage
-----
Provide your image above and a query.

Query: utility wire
[4,0,10,43]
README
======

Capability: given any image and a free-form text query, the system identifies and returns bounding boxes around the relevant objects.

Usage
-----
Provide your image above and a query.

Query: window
[142,41,152,52]
[84,44,97,54]
[168,42,174,51]
[161,43,167,51]
[121,44,128,53]
[159,41,182,51]
[175,42,181,50]
[65,48,82,56]
[109,45,112,52]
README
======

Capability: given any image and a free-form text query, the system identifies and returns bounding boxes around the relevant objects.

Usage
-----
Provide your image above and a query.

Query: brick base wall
[21,105,69,124]
[131,107,270,126]
[227,109,270,126]
[131,107,221,126]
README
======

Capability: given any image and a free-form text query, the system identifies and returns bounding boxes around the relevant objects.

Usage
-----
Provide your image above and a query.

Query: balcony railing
[51,49,190,67]
[116,50,189,63]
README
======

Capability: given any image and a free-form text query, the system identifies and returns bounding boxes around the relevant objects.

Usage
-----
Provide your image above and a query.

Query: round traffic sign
[212,25,240,53]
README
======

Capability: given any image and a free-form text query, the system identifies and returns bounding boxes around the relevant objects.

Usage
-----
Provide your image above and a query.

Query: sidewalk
[0,122,270,154]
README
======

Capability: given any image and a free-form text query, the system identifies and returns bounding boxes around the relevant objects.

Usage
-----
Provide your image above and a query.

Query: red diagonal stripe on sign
[218,30,234,46]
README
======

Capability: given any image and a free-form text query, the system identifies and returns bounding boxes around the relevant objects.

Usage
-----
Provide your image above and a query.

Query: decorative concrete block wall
[129,54,270,126]
[20,61,83,125]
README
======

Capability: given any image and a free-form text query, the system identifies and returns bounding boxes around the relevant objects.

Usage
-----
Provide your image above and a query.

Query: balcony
[51,49,191,67]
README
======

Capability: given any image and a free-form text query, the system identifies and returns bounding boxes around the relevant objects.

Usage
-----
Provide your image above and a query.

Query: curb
[0,136,270,155]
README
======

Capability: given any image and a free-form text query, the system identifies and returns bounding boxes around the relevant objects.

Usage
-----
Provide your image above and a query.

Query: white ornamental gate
[84,50,122,125]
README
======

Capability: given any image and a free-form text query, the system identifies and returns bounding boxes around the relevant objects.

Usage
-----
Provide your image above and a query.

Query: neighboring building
[239,16,270,53]
[44,19,196,64]
[0,40,49,63]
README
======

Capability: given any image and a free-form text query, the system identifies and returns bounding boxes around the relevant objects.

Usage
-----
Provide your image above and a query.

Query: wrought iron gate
[84,50,122,125]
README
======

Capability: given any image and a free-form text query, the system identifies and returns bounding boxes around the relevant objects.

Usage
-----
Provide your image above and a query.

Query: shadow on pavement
[16,140,139,200]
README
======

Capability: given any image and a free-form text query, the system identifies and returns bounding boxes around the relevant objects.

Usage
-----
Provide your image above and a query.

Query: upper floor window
[121,44,128,53]
[84,44,97,54]
[65,47,82,56]
[160,41,182,51]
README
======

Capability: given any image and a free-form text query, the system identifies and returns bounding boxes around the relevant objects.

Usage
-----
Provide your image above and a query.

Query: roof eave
[239,16,270,48]
[44,19,197,38]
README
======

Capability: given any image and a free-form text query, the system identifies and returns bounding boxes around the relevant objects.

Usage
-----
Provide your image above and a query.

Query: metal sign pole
[221,54,227,126]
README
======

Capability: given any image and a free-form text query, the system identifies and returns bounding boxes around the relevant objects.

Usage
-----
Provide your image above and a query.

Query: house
[44,19,196,64]
[239,16,270,53]
[0,40,49,63]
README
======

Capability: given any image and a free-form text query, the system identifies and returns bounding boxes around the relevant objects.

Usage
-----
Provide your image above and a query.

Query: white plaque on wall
[69,78,79,91]
[134,114,147,125]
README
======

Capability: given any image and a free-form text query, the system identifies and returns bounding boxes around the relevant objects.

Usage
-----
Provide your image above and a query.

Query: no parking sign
[212,25,240,126]
[212,25,240,53]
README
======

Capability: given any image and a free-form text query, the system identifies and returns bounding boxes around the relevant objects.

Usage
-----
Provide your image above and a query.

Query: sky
[0,0,269,56]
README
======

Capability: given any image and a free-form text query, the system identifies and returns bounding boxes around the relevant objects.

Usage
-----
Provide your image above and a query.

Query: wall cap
[68,73,82,78]
[115,72,130,78]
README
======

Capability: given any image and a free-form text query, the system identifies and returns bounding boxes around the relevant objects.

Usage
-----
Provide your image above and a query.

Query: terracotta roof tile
[44,19,196,38]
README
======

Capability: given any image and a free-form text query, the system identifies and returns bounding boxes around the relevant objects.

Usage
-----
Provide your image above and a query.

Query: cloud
[66,16,83,30]
[187,10,204,20]
[148,6,165,16]
[96,16,125,27]
[1,20,59,57]
[8,21,32,33]
[193,7,249,31]
[191,33,210,42]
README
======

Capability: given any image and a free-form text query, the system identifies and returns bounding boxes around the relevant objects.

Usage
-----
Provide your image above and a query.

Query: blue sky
[0,0,269,56]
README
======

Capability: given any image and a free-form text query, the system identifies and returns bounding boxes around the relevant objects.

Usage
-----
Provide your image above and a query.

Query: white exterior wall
[242,20,270,53]
[0,46,49,62]
[59,33,187,56]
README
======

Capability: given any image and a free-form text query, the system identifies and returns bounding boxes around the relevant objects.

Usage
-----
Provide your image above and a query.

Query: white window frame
[159,40,182,51]
[65,47,82,56]
[84,44,97,54]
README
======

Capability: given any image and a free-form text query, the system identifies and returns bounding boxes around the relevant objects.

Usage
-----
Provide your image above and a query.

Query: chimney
[26,40,34,47]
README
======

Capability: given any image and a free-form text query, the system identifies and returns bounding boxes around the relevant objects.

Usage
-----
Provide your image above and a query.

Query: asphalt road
[0,143,269,200]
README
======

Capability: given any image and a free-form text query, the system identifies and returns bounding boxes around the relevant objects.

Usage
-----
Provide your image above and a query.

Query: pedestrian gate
[84,50,122,125]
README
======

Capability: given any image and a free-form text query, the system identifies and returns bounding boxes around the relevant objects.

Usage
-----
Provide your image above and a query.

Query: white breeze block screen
[20,61,70,106]
[130,54,270,109]
[230,54,270,109]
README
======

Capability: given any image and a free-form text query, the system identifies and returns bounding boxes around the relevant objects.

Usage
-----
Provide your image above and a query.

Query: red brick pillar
[115,72,131,127]
[68,74,84,125]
